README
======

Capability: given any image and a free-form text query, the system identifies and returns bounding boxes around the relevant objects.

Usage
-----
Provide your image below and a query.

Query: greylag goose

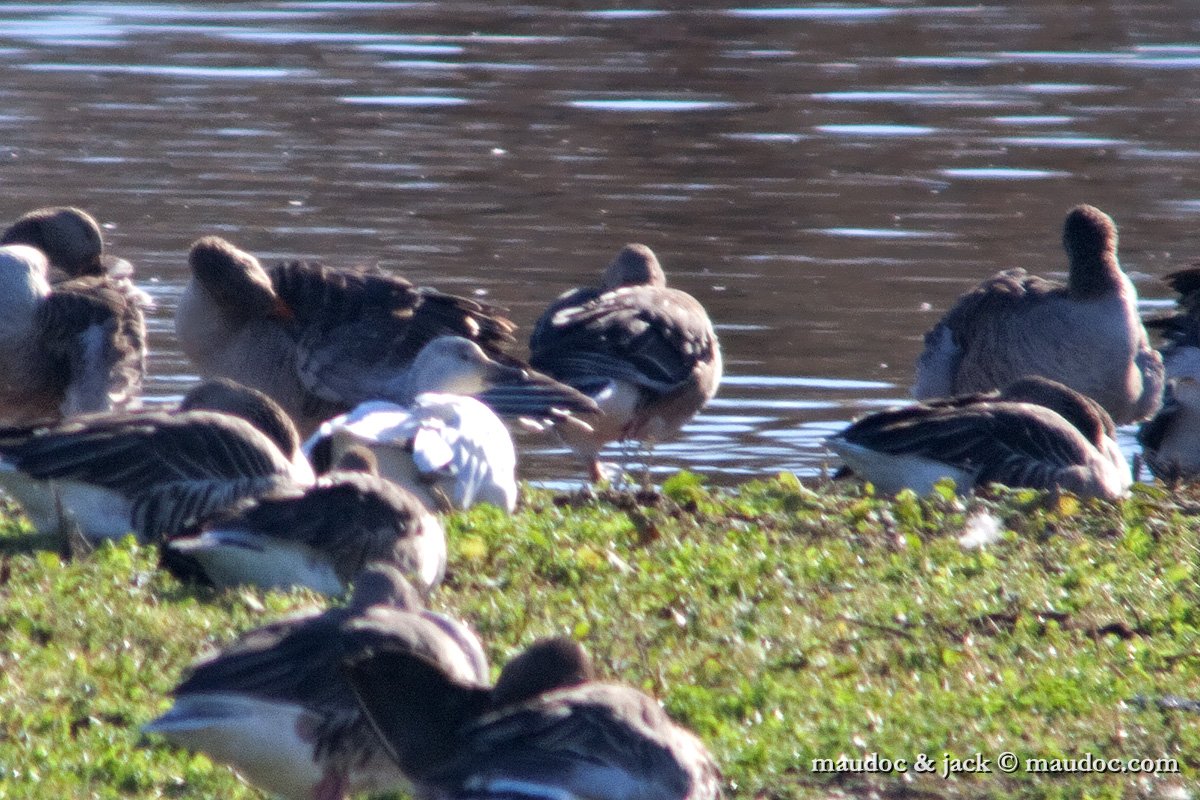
[144,564,489,800]
[528,244,722,481]
[0,244,143,425]
[345,636,723,800]
[305,337,526,513]
[1138,347,1200,482]
[163,447,446,596]
[828,376,1131,499]
[1,206,149,384]
[913,205,1163,425]
[176,237,593,437]
[0,378,313,542]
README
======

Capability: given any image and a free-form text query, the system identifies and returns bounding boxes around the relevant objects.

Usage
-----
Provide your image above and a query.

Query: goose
[1138,347,1200,483]
[163,447,446,596]
[176,236,591,438]
[144,564,489,800]
[0,378,313,543]
[913,205,1163,425]
[345,635,723,800]
[1,206,150,384]
[528,244,722,481]
[0,244,143,426]
[1143,265,1200,371]
[304,336,533,514]
[827,376,1131,499]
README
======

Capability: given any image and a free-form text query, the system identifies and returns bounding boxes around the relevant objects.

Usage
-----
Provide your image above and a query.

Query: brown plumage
[176,236,518,436]
[913,205,1163,425]
[529,244,722,480]
[345,636,723,800]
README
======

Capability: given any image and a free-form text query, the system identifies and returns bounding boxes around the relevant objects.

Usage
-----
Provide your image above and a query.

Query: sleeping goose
[345,635,723,800]
[828,376,1131,499]
[0,244,143,425]
[1138,347,1200,483]
[304,337,529,514]
[528,244,722,481]
[164,447,446,596]
[0,378,313,543]
[176,236,590,438]
[144,564,489,800]
[913,205,1163,425]
[2,206,150,385]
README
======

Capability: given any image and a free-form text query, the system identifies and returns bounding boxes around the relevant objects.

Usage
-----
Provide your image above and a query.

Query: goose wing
[271,261,516,407]
[174,610,354,709]
[914,270,1066,398]
[529,285,717,397]
[1146,265,1200,352]
[0,411,299,538]
[37,278,144,414]
[837,402,1096,490]
[433,684,708,800]
[197,472,425,569]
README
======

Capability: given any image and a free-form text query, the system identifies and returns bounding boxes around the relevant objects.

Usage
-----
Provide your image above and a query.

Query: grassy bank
[1,474,1198,799]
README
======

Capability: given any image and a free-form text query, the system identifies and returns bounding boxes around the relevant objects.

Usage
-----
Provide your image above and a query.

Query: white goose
[914,205,1163,425]
[828,376,1131,499]
[304,337,526,514]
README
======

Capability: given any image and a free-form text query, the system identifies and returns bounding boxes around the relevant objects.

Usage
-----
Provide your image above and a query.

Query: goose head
[0,206,118,279]
[491,636,596,707]
[1062,205,1122,299]
[403,336,526,397]
[188,236,292,321]
[601,243,667,289]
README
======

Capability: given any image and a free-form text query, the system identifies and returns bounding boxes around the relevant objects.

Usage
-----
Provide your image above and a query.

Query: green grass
[1,475,1199,799]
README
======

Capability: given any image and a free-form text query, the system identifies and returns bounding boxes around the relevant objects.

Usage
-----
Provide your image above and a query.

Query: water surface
[2,1,1198,484]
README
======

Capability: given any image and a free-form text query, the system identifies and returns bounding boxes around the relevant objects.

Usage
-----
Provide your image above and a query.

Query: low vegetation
[1,474,1198,799]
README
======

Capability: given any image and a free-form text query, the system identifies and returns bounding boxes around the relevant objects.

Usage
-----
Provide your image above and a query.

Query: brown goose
[0,378,313,542]
[0,244,142,426]
[345,636,724,800]
[164,447,446,596]
[175,236,524,436]
[1138,347,1200,483]
[1,206,149,393]
[144,564,489,800]
[829,376,1131,499]
[913,205,1163,425]
[529,244,723,481]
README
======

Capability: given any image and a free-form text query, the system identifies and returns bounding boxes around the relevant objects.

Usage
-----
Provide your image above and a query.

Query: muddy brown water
[2,2,1199,486]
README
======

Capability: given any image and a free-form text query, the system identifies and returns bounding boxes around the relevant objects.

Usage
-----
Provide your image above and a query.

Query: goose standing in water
[345,636,723,800]
[176,236,591,438]
[0,379,313,543]
[913,205,1162,425]
[164,447,446,596]
[1138,347,1200,483]
[144,564,489,800]
[305,336,531,514]
[528,244,722,481]
[0,244,143,426]
[827,376,1131,499]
